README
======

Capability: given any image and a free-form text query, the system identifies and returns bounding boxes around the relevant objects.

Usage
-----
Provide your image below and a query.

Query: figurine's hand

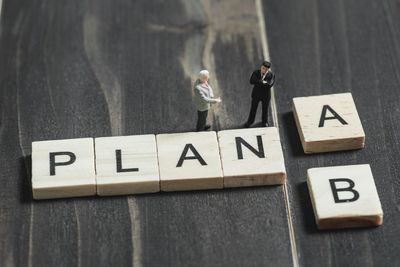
[216,97,222,103]
[262,80,268,84]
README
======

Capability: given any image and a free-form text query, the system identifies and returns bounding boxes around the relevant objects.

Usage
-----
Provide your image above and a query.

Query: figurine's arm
[266,72,275,86]
[250,72,263,85]
[195,86,218,104]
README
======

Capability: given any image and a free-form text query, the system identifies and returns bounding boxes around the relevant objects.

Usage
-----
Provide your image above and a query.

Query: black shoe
[244,122,251,128]
[204,124,211,130]
[262,122,269,127]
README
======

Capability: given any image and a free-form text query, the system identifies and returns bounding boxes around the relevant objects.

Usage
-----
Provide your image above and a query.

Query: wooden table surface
[1,0,399,266]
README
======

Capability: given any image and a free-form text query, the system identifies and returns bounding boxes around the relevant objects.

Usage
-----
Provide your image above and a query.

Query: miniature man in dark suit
[244,61,275,128]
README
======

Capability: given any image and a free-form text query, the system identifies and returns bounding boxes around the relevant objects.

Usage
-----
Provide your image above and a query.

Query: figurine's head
[261,61,271,74]
[199,70,209,83]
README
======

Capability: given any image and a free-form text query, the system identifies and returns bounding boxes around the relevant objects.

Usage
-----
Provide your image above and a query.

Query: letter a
[176,144,207,167]
[319,105,348,127]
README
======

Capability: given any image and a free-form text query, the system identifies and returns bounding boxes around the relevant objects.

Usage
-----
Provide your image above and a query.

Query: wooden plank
[0,0,294,266]
[263,0,400,265]
[0,1,134,266]
[117,0,294,265]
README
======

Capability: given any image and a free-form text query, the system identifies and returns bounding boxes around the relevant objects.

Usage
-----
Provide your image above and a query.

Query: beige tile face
[293,93,365,153]
[218,127,286,187]
[307,164,383,230]
[95,135,160,196]
[156,131,223,191]
[31,138,96,199]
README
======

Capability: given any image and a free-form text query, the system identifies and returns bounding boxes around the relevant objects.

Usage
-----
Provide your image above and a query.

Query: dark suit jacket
[249,70,275,100]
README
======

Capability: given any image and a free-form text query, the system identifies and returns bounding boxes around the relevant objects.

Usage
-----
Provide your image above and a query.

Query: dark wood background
[0,0,399,266]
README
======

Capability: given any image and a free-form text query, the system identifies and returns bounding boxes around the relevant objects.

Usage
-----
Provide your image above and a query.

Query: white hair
[199,70,209,79]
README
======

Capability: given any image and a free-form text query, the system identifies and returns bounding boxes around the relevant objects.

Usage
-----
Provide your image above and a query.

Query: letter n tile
[218,127,286,188]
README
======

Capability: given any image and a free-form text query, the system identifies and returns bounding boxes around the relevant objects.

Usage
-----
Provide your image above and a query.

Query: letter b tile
[31,138,96,199]
[156,131,223,191]
[307,164,383,230]
[293,93,365,153]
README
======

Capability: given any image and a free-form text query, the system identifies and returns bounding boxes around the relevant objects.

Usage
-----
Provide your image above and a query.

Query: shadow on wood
[281,112,304,158]
[20,155,33,203]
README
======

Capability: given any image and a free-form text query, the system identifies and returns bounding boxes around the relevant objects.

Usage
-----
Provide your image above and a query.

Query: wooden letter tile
[156,131,223,191]
[217,127,286,187]
[307,164,383,230]
[293,93,365,153]
[95,135,160,196]
[31,138,96,199]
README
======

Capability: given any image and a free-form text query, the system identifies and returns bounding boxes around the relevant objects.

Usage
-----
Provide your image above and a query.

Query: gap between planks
[255,0,299,266]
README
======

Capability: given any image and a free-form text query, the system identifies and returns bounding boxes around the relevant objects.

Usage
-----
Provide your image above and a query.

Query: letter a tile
[217,127,286,187]
[156,131,223,191]
[293,93,365,153]
[31,138,96,199]
[307,164,383,230]
[95,135,160,196]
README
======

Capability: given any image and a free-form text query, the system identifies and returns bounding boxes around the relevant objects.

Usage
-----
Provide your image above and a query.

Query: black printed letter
[318,105,348,127]
[49,152,76,175]
[116,149,139,172]
[176,144,207,167]
[329,178,360,203]
[235,136,265,160]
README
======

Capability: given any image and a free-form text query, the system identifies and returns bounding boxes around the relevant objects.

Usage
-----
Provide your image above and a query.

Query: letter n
[235,136,265,160]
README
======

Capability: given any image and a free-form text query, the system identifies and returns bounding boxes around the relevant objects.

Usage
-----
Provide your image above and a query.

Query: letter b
[329,178,360,203]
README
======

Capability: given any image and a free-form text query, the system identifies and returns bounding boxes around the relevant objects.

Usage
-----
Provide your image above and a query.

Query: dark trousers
[246,98,269,125]
[196,110,208,131]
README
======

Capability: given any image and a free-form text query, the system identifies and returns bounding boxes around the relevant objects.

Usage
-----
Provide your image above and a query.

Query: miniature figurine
[244,61,275,128]
[194,70,222,131]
